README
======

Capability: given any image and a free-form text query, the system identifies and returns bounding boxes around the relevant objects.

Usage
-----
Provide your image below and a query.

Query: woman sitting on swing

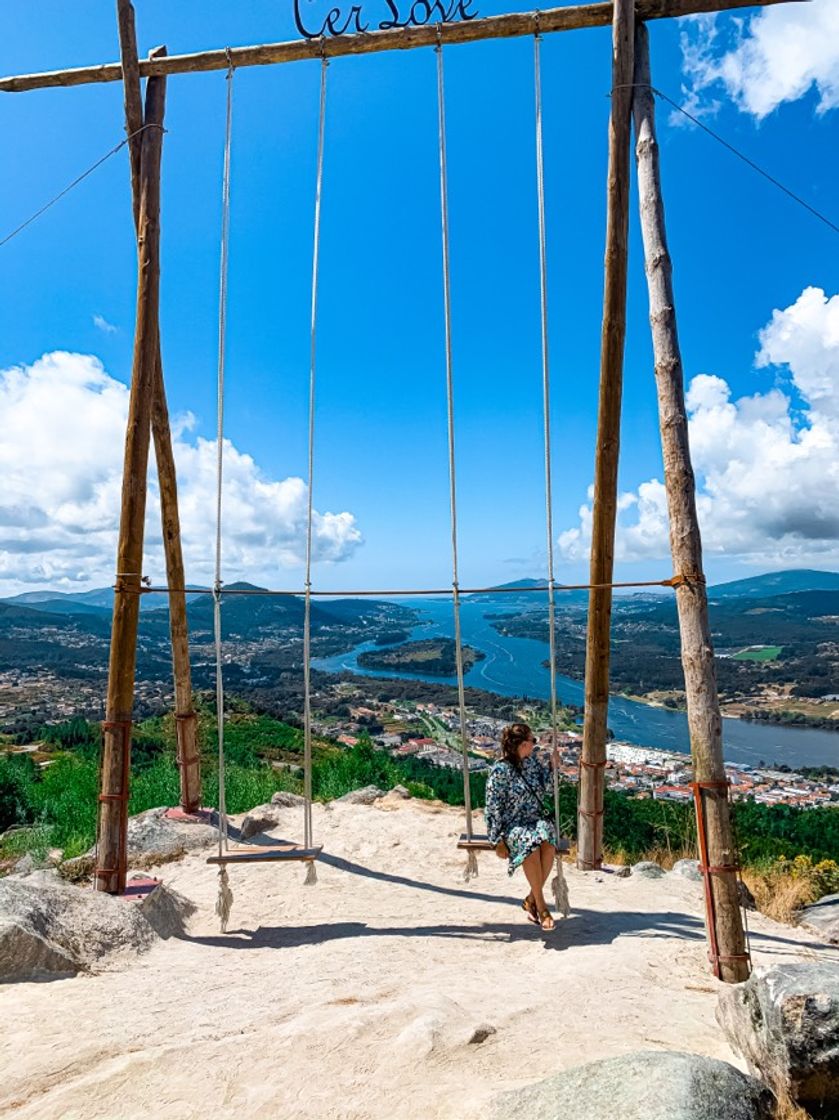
[485,722,558,932]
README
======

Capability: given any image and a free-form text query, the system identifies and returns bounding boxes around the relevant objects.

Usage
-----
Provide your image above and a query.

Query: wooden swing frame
[1,0,806,979]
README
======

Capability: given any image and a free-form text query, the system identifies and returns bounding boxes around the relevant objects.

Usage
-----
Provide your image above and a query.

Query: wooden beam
[116,3,201,814]
[0,0,804,93]
[577,0,634,872]
[94,53,167,896]
[632,21,749,982]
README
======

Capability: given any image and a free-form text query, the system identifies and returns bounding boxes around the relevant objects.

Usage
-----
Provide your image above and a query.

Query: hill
[709,569,839,599]
[1,797,834,1119]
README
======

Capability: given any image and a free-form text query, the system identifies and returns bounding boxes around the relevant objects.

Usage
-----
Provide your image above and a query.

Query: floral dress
[485,754,557,876]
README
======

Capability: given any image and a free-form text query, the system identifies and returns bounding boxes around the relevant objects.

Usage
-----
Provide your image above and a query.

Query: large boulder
[270,791,306,808]
[139,883,196,939]
[336,786,385,805]
[0,878,156,981]
[125,807,219,859]
[489,1051,774,1120]
[671,859,703,882]
[239,803,285,841]
[717,963,839,1117]
[801,893,839,945]
[631,861,665,879]
[60,807,219,880]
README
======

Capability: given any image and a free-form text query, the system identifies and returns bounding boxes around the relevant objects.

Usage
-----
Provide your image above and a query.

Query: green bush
[0,754,36,832]
[30,755,99,857]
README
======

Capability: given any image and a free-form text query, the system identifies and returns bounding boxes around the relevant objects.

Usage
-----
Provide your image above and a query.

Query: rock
[801,893,839,945]
[270,791,306,808]
[59,808,219,881]
[631,861,665,879]
[0,878,157,981]
[717,962,839,1117]
[391,785,411,799]
[0,919,77,980]
[468,1023,497,1045]
[59,855,95,883]
[671,859,703,882]
[239,803,284,841]
[604,864,631,878]
[489,1051,774,1120]
[139,883,196,939]
[25,868,61,887]
[124,807,218,860]
[336,786,385,805]
[13,853,36,877]
[738,880,757,913]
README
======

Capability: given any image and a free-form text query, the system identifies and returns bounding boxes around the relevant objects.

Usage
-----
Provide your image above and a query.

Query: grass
[732,645,783,662]
[603,845,696,870]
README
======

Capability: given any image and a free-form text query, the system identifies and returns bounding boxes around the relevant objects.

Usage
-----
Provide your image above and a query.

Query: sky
[0,0,838,596]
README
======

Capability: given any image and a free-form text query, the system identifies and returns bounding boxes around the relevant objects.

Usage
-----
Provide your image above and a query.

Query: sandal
[539,909,555,932]
[522,895,539,924]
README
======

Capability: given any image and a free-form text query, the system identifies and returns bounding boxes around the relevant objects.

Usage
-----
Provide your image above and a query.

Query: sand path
[1,797,834,1120]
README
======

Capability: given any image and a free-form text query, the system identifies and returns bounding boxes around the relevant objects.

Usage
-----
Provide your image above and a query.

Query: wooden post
[632,21,749,982]
[94,47,167,894]
[577,0,634,871]
[117,2,200,813]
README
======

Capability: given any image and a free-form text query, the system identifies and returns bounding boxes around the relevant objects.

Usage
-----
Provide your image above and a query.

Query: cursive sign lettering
[294,0,478,40]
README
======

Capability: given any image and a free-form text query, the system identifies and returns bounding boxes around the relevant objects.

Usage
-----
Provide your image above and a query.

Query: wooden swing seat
[457,833,570,854]
[207,844,323,866]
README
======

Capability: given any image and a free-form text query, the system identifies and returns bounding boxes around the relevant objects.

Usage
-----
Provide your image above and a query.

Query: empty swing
[207,58,329,930]
[441,35,570,910]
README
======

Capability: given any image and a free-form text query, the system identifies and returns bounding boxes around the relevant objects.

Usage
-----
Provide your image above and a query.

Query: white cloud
[559,287,839,568]
[678,0,839,120]
[92,314,118,334]
[0,352,362,593]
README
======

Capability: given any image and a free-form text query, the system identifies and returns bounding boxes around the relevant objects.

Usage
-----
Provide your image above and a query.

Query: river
[313,597,839,770]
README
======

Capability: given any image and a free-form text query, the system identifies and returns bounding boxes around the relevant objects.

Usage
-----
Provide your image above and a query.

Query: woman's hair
[500,722,533,768]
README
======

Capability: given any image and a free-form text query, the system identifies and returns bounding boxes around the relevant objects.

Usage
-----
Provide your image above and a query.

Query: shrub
[0,754,36,832]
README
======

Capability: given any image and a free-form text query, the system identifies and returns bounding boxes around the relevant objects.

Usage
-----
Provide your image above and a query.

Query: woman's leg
[540,841,556,886]
[522,848,548,913]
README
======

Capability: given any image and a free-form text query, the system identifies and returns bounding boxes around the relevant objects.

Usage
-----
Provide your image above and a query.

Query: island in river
[357,638,485,677]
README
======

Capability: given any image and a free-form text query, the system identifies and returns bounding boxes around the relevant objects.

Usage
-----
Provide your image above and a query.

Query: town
[317,693,839,810]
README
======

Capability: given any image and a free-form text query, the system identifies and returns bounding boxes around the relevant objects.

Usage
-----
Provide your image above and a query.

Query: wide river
[313,597,839,770]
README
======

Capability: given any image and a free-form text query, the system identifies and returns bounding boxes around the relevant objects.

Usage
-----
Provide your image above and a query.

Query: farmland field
[732,645,783,662]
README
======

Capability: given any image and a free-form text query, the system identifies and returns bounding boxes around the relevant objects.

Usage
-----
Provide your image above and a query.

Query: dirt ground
[1,796,834,1120]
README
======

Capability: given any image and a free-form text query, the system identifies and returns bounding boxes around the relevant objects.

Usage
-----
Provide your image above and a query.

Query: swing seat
[457,833,570,854]
[207,844,323,866]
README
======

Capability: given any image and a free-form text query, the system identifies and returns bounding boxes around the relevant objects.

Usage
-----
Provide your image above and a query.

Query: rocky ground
[1,793,837,1120]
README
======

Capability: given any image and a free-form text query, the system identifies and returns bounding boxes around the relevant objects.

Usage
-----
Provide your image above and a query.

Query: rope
[0,123,165,249]
[616,83,839,239]
[129,576,693,598]
[535,31,569,918]
[301,56,329,885]
[436,37,474,879]
[213,60,235,878]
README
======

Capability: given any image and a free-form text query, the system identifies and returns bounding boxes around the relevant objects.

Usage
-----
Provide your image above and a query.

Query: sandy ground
[1,795,835,1120]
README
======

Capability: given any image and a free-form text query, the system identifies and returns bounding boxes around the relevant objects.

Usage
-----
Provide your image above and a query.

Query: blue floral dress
[485,755,557,876]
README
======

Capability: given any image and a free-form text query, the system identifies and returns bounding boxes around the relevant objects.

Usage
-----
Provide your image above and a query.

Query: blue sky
[0,0,838,595]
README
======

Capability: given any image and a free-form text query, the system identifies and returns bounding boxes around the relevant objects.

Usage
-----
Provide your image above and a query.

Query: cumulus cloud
[558,287,839,568]
[677,0,839,120]
[0,352,362,593]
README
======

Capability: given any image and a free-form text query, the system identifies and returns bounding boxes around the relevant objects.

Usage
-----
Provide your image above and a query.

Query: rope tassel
[462,849,479,882]
[304,859,318,886]
[551,856,570,919]
[215,865,233,932]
